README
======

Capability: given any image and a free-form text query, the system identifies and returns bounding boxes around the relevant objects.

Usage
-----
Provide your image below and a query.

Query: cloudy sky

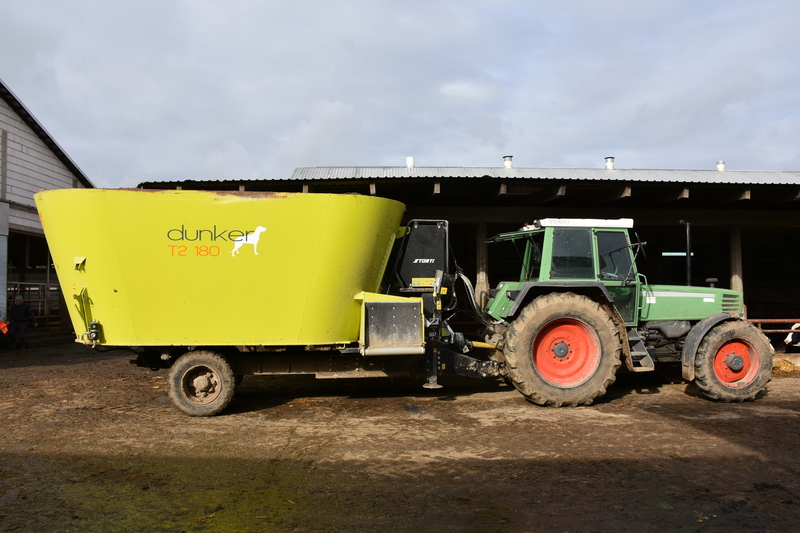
[1,0,799,188]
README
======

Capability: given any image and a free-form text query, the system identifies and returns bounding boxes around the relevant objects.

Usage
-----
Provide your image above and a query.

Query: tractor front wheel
[693,320,773,402]
[168,351,236,416]
[504,293,622,406]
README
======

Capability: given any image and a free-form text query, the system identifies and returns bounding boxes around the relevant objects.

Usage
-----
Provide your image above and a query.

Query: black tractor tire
[693,320,773,402]
[168,351,236,416]
[504,293,622,407]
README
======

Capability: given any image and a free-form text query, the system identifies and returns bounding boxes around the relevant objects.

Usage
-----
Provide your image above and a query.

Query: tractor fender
[681,313,734,381]
[502,284,633,371]
[508,282,614,317]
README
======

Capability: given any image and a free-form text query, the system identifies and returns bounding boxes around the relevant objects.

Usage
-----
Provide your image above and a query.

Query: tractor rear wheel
[504,293,622,406]
[168,350,236,416]
[693,320,773,402]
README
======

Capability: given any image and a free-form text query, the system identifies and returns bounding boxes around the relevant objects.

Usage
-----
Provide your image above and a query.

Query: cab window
[596,231,633,281]
[550,229,593,279]
[523,232,545,280]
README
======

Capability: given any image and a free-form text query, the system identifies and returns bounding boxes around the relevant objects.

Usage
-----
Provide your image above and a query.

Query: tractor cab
[484,219,643,325]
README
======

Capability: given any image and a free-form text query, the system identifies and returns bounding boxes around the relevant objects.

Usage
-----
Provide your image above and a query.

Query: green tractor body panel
[483,281,528,319]
[639,284,743,321]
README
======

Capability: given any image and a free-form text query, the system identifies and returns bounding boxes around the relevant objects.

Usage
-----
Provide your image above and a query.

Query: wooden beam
[535,184,567,204]
[432,182,441,196]
[475,222,490,308]
[504,184,543,196]
[489,183,507,203]
[495,183,547,197]
[369,182,376,196]
[750,187,800,204]
[647,187,690,205]
[730,225,743,294]
[715,188,751,204]
[302,184,309,193]
[770,188,800,202]
[597,186,632,204]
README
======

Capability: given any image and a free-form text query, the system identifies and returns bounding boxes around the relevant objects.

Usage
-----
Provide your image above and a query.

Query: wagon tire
[693,320,773,402]
[168,350,236,416]
[504,293,621,406]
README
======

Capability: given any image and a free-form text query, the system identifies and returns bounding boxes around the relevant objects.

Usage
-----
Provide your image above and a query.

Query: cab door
[595,230,639,325]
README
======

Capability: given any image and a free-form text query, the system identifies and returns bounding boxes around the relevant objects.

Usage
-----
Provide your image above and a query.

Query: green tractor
[482,218,773,406]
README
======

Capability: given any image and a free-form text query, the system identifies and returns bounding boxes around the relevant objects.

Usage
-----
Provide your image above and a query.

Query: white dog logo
[230,226,267,256]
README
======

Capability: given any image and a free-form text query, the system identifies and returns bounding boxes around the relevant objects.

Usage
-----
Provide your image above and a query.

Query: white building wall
[0,98,85,234]
[0,95,88,321]
[0,204,7,320]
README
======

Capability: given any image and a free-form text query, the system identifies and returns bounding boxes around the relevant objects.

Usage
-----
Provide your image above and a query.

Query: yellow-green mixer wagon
[35,189,773,416]
[36,188,406,347]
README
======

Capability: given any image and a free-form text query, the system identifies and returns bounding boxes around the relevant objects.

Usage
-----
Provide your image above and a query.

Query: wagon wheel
[168,350,236,416]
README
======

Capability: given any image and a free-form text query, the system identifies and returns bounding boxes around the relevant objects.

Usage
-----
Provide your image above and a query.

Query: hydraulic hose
[456,271,505,327]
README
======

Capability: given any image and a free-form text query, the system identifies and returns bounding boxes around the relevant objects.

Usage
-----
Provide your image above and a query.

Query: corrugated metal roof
[290,166,800,185]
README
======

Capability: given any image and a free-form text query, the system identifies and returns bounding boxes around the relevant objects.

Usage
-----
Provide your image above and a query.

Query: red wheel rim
[532,318,601,387]
[713,339,758,387]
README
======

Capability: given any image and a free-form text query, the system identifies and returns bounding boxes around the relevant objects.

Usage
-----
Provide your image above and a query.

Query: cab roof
[487,218,634,243]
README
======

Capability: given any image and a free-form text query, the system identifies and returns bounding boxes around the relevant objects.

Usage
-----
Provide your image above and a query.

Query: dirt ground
[1,342,800,533]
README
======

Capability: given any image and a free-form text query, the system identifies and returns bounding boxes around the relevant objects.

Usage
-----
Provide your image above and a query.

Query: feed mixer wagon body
[35,189,407,348]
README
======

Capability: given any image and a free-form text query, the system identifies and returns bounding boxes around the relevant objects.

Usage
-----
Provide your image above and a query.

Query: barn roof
[0,77,94,189]
[290,166,800,186]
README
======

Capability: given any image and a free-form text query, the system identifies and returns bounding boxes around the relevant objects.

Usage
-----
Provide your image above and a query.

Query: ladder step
[630,353,655,371]
[628,329,655,371]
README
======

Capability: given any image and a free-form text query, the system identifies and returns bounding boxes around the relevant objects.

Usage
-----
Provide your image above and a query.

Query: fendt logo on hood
[166,224,267,258]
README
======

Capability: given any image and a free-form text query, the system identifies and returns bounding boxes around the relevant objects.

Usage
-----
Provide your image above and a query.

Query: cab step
[627,328,654,371]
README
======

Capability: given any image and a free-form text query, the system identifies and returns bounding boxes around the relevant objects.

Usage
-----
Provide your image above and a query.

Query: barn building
[140,157,800,327]
[0,78,94,322]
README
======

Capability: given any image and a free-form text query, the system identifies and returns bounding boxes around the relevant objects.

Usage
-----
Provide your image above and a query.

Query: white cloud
[274,100,360,169]
[204,141,255,180]
[439,80,501,104]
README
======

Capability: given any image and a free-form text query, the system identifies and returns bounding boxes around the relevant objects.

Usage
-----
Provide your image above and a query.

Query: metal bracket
[439,348,503,379]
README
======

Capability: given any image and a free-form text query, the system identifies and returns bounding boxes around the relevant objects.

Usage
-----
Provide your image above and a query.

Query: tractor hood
[639,284,743,321]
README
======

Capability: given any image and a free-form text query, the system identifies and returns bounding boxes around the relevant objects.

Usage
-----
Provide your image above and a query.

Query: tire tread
[504,293,622,407]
